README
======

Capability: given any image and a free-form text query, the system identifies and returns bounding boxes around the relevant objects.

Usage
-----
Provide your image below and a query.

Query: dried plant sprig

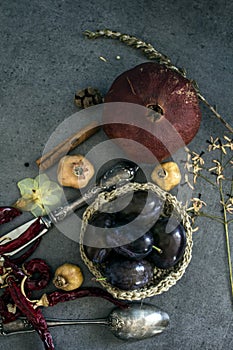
[207,136,233,156]
[187,197,207,214]
[207,136,220,151]
[191,151,205,166]
[187,136,233,299]
[84,28,233,134]
[221,197,233,215]
[209,160,225,184]
[219,179,233,296]
[184,149,206,185]
[224,136,233,151]
[84,29,178,71]
[197,94,233,134]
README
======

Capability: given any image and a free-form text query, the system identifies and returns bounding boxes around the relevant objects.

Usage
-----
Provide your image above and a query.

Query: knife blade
[0,218,50,257]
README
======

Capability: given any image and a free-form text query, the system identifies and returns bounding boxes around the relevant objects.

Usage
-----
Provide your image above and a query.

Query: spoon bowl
[108,303,169,340]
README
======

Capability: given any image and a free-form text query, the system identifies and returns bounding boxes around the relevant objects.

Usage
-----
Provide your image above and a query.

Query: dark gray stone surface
[0,0,232,349]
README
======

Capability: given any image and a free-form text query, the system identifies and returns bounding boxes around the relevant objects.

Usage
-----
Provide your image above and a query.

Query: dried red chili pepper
[6,276,55,350]
[2,256,25,281]
[2,255,50,293]
[0,218,44,255]
[23,258,50,291]
[11,237,42,266]
[0,207,21,225]
[39,287,128,309]
[0,289,22,323]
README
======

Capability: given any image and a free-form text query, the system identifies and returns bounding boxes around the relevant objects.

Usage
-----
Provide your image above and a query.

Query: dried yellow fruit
[151,162,181,191]
[57,155,94,189]
[53,263,84,291]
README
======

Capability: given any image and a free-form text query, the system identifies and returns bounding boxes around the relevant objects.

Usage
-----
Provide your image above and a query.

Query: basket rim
[80,181,193,300]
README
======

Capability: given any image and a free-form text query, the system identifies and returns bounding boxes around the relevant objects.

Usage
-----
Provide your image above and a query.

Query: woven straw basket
[80,182,193,301]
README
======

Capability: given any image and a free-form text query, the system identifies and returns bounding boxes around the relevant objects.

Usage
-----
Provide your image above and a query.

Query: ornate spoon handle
[48,185,102,224]
[0,317,108,335]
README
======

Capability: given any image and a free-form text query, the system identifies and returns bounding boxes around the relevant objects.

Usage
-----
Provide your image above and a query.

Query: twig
[197,212,224,224]
[223,155,233,169]
[219,179,233,297]
[197,173,218,187]
[197,93,233,133]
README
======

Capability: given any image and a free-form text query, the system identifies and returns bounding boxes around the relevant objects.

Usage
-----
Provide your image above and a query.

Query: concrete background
[0,0,233,349]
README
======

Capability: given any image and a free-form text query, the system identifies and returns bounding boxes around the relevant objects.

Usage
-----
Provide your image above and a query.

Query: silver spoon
[0,303,169,340]
[49,159,139,224]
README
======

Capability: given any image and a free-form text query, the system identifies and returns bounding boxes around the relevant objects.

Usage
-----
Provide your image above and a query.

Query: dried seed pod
[53,263,84,291]
[57,155,95,189]
[74,87,103,108]
[151,161,181,191]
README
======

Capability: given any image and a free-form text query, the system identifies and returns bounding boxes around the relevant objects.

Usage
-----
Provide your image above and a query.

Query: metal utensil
[0,160,139,256]
[0,303,169,340]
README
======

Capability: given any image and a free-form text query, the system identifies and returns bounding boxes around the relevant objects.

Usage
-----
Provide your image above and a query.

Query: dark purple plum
[103,258,154,290]
[105,190,164,231]
[84,246,112,264]
[89,212,116,228]
[83,212,116,247]
[114,231,154,260]
[149,217,186,269]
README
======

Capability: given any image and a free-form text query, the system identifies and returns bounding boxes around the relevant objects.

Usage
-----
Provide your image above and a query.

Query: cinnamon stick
[36,121,100,170]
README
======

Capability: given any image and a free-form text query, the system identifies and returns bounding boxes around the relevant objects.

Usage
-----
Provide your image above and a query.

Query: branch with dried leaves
[186,136,233,297]
[83,28,233,133]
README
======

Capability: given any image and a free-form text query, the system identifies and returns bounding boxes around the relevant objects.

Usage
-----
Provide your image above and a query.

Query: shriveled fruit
[151,162,181,191]
[53,263,83,291]
[57,155,94,189]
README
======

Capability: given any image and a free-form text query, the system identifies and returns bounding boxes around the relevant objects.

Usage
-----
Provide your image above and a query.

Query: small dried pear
[57,155,94,189]
[151,162,181,191]
[53,263,84,291]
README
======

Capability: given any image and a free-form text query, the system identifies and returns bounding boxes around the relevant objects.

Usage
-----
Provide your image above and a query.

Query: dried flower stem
[219,179,233,296]
[190,138,233,300]
[230,177,233,197]
[84,28,233,133]
[197,94,233,134]
[197,212,224,224]
[224,155,233,168]
[84,29,174,69]
[197,174,218,187]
